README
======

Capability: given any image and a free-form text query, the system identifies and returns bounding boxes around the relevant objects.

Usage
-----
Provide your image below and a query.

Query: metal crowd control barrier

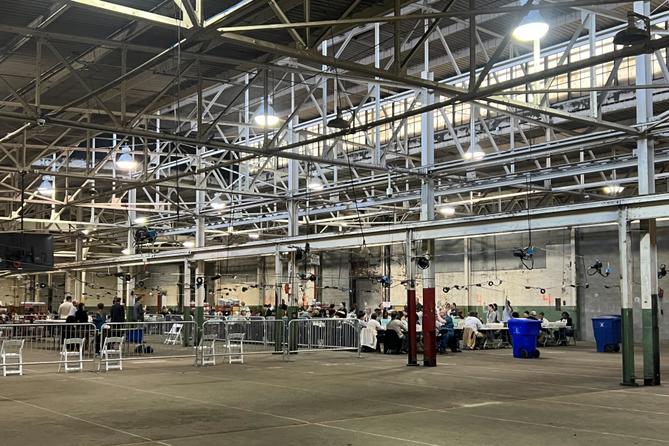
[198,317,285,365]
[287,318,361,356]
[0,322,96,370]
[101,321,197,361]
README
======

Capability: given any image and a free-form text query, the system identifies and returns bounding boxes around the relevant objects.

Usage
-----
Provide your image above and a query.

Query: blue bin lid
[507,318,542,325]
[592,315,621,320]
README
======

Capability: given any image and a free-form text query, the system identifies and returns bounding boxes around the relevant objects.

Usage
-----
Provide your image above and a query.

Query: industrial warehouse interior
[0,0,668,445]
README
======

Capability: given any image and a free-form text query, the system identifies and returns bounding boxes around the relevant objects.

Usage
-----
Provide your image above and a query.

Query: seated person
[367,313,382,331]
[385,312,405,353]
[437,309,460,353]
[556,311,574,345]
[463,312,484,350]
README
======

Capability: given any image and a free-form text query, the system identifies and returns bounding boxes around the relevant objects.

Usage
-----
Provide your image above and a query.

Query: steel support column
[635,0,660,386]
[182,259,192,346]
[420,33,436,366]
[618,211,637,386]
[125,186,136,321]
[406,229,418,366]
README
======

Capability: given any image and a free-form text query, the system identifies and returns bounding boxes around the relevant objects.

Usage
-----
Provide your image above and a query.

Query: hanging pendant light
[613,12,651,46]
[210,193,227,210]
[37,176,53,196]
[438,204,456,216]
[603,184,625,195]
[307,175,324,191]
[327,111,350,129]
[115,144,138,170]
[253,101,280,127]
[463,144,486,161]
[513,7,549,42]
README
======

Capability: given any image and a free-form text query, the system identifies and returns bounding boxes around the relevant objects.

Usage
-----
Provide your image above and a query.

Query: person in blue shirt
[438,308,461,353]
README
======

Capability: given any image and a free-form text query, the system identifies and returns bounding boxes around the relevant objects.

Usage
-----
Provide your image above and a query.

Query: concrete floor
[1,344,668,446]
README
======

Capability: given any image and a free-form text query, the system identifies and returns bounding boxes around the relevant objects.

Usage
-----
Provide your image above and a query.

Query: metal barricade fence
[198,318,285,365]
[0,322,96,369]
[101,321,196,360]
[287,318,361,355]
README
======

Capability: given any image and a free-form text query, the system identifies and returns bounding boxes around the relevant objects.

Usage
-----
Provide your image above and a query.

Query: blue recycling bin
[508,318,542,359]
[592,315,621,353]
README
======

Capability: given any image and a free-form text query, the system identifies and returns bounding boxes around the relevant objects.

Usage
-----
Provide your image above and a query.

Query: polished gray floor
[1,344,667,446]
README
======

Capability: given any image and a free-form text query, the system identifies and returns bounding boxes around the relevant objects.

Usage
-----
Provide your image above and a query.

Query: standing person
[240,301,251,317]
[486,304,499,324]
[133,295,145,322]
[58,295,73,320]
[502,300,514,322]
[110,298,125,323]
[74,302,88,323]
[92,303,106,355]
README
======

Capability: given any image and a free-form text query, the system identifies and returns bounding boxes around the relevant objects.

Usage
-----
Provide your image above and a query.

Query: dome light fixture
[438,204,456,217]
[463,144,486,161]
[603,184,625,195]
[210,193,227,210]
[133,216,148,225]
[248,231,261,240]
[121,248,130,255]
[307,175,324,191]
[37,176,54,196]
[115,144,138,171]
[512,7,549,42]
[253,101,280,128]
[182,240,195,249]
[327,111,351,129]
[613,11,651,46]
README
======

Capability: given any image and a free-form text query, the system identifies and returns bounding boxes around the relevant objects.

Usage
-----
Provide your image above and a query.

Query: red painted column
[407,288,418,366]
[422,287,436,367]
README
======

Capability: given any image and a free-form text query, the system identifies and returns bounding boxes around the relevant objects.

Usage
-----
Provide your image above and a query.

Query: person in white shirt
[463,312,484,349]
[367,313,382,331]
[240,301,251,317]
[502,300,514,322]
[58,295,74,320]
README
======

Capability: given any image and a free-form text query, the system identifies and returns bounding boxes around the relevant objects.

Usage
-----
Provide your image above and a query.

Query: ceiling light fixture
[463,144,486,161]
[613,11,651,46]
[133,216,148,225]
[603,184,625,195]
[183,240,195,249]
[512,5,549,42]
[253,102,280,128]
[327,111,351,129]
[121,248,130,255]
[115,144,138,171]
[37,176,54,196]
[438,205,456,217]
[210,193,227,210]
[307,175,324,191]
[248,231,260,240]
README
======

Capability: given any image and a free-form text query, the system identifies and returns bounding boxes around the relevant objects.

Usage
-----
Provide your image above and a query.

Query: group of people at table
[352,300,575,354]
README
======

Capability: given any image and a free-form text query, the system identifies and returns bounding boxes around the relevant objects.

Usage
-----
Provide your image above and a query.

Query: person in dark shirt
[133,295,145,322]
[74,303,88,323]
[110,298,125,323]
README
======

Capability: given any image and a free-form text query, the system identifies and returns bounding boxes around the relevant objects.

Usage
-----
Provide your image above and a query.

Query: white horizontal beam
[58,193,669,270]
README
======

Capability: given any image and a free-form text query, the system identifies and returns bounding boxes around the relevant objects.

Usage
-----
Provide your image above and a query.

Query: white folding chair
[59,338,84,373]
[164,323,183,345]
[98,336,124,372]
[1,339,25,376]
[225,333,245,364]
[198,334,217,366]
